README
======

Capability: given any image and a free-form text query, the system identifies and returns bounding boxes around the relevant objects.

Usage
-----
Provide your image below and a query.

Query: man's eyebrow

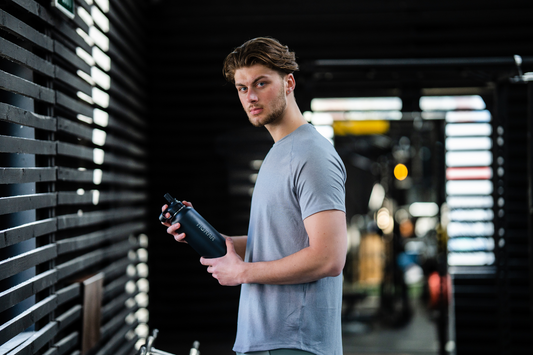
[235,75,270,87]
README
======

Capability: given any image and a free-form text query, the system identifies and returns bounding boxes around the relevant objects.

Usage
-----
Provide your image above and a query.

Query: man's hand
[161,201,193,243]
[200,238,245,286]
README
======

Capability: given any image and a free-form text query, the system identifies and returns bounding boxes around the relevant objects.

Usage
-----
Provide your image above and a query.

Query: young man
[162,37,347,355]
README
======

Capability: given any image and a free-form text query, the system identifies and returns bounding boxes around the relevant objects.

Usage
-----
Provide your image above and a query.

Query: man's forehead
[235,64,281,84]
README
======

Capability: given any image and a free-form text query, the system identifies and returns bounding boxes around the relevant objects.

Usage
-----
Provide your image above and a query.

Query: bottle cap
[159,193,185,223]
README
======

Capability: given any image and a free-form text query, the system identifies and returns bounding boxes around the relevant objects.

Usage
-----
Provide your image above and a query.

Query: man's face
[234,64,288,128]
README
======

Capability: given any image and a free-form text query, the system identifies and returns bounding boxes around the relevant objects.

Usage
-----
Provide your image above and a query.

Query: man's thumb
[226,237,234,251]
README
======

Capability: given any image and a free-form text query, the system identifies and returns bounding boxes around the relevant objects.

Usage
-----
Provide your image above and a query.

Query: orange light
[394,164,408,181]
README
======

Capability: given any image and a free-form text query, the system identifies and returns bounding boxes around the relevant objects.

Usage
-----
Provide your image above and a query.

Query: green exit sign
[53,0,75,19]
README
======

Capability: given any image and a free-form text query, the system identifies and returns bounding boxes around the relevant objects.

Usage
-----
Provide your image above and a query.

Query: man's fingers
[160,204,172,226]
[174,233,187,242]
[166,223,181,234]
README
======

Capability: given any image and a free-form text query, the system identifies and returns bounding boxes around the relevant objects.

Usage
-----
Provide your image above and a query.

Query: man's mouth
[250,107,263,115]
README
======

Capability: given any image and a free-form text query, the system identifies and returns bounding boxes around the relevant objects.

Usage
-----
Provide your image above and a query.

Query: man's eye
[238,87,247,92]
[257,82,265,87]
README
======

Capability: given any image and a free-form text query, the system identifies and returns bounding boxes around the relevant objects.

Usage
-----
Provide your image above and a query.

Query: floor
[342,295,440,355]
[154,295,441,355]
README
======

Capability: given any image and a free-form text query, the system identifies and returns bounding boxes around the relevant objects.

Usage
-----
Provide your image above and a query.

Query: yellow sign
[333,120,390,136]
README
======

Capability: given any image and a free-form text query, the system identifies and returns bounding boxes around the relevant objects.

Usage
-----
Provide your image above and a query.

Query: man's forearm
[239,244,345,285]
[239,210,346,285]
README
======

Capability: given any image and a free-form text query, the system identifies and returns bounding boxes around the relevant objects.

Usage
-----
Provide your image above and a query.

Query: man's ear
[286,74,296,95]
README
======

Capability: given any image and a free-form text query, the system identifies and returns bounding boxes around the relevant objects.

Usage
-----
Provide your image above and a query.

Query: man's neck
[265,99,307,142]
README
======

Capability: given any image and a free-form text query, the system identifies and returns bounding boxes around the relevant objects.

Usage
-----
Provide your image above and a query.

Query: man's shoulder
[290,125,338,159]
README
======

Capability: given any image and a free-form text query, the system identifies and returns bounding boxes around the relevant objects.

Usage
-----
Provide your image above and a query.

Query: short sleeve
[292,145,346,220]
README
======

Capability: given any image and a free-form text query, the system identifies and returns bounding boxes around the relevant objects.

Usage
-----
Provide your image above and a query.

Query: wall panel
[1,1,148,355]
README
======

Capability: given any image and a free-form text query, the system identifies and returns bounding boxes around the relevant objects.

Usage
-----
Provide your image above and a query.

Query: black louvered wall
[493,83,531,354]
[0,1,148,355]
[451,82,532,355]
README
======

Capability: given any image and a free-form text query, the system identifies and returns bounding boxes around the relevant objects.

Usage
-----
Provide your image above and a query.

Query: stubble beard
[248,86,287,128]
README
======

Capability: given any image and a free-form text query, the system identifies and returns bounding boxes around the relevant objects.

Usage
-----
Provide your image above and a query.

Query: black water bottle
[159,193,226,258]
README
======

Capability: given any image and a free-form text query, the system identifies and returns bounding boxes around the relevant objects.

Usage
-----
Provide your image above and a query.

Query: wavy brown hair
[223,37,299,83]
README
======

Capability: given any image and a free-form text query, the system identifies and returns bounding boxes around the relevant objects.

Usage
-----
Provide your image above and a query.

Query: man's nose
[247,89,258,102]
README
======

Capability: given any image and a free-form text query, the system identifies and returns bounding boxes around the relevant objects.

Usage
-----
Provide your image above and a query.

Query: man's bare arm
[201,209,347,286]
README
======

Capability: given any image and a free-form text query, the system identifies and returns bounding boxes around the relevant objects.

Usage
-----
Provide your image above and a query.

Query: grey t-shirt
[233,124,346,355]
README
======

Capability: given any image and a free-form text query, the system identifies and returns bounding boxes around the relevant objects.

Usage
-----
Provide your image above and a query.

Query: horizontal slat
[105,240,137,260]
[57,167,147,185]
[99,304,138,342]
[107,115,146,141]
[0,135,56,155]
[56,221,145,255]
[108,97,145,128]
[10,0,55,26]
[42,348,57,355]
[101,191,146,204]
[109,64,145,99]
[55,252,101,280]
[100,153,145,170]
[0,295,57,345]
[0,193,57,215]
[101,292,129,321]
[0,9,53,51]
[108,1,146,56]
[57,191,147,205]
[0,167,56,184]
[108,39,145,80]
[56,167,94,182]
[0,102,56,131]
[0,270,57,313]
[57,207,146,230]
[57,190,98,205]
[0,218,57,249]
[57,117,146,156]
[104,132,146,157]
[97,319,138,355]
[0,244,57,282]
[58,143,147,171]
[57,142,93,161]
[0,37,54,77]
[53,18,91,53]
[54,331,78,355]
[53,40,91,74]
[55,67,92,96]
[108,43,143,87]
[75,0,91,13]
[115,338,137,355]
[101,257,130,283]
[0,69,55,103]
[8,321,58,355]
[116,0,146,34]
[57,116,94,140]
[57,191,98,205]
[103,274,132,301]
[56,305,82,331]
[56,91,93,117]
[108,79,145,113]
[56,283,81,306]
[55,239,133,280]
